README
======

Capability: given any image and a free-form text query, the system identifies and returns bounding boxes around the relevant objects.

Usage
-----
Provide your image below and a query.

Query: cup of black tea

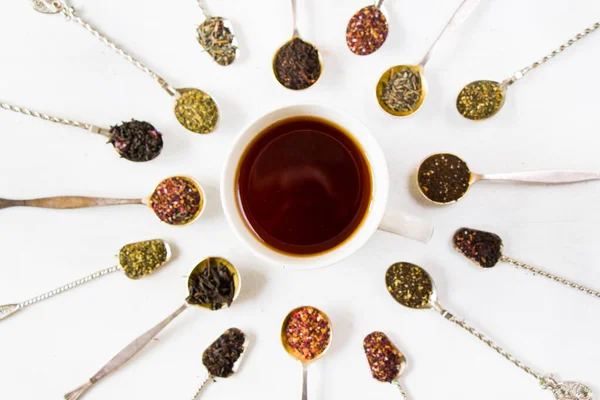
[221,105,433,269]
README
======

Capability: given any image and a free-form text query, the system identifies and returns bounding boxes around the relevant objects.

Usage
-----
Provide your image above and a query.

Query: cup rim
[220,104,389,270]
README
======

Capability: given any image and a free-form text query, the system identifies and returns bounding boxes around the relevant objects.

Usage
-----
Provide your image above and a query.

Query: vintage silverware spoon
[64,257,241,400]
[416,153,600,205]
[0,239,171,322]
[195,0,238,66]
[376,0,481,117]
[385,262,593,400]
[0,175,205,226]
[363,331,409,398]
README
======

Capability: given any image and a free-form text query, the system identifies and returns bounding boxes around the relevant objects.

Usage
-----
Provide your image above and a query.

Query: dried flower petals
[109,120,163,162]
[274,38,322,90]
[187,257,237,310]
[363,332,404,383]
[417,153,471,204]
[284,306,331,361]
[197,17,237,67]
[150,176,203,225]
[453,227,504,268]
[346,6,389,56]
[378,66,424,116]
[386,262,434,309]
[457,80,506,120]
[119,239,169,279]
[203,328,247,378]
[174,89,219,134]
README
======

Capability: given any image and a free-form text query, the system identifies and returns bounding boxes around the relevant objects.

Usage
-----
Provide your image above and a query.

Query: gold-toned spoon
[346,0,389,56]
[32,0,219,134]
[0,239,171,322]
[273,0,323,90]
[64,257,241,400]
[191,328,249,399]
[453,227,600,299]
[416,153,600,205]
[0,175,205,226]
[363,332,409,398]
[385,262,593,400]
[281,306,332,400]
[376,0,481,116]
[195,0,238,66]
[457,21,600,121]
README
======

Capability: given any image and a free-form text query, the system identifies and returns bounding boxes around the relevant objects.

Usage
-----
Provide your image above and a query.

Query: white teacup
[221,105,433,269]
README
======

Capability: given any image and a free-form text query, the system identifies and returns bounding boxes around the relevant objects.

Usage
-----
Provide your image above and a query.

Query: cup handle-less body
[476,170,600,184]
[0,196,143,210]
[379,209,434,244]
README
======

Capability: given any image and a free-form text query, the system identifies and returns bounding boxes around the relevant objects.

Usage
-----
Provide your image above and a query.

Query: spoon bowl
[187,257,241,310]
[456,80,507,120]
[385,262,439,310]
[346,1,389,56]
[145,175,206,225]
[272,37,323,91]
[416,153,472,205]
[281,305,332,363]
[376,64,427,117]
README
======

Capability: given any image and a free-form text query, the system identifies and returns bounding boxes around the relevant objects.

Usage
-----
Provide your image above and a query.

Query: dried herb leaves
[386,262,434,309]
[453,227,503,268]
[174,89,219,134]
[378,66,424,116]
[457,80,505,120]
[119,239,169,279]
[187,257,237,310]
[203,328,246,378]
[274,38,322,90]
[417,153,471,204]
[109,120,163,162]
[197,17,237,67]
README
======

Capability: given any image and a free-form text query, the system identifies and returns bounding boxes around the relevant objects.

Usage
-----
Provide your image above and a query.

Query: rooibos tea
[236,116,372,255]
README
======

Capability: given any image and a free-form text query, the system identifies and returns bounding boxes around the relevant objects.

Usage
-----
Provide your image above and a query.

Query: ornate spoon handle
[191,374,212,400]
[392,380,408,399]
[0,196,143,210]
[476,170,600,184]
[501,256,600,299]
[64,303,189,400]
[0,265,121,321]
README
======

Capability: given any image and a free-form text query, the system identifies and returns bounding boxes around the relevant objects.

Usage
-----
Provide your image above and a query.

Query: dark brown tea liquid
[236,116,372,255]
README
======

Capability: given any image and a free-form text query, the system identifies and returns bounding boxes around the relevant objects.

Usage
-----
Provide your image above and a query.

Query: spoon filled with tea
[0,239,171,322]
[273,0,323,90]
[191,328,249,399]
[416,153,600,205]
[376,0,481,116]
[195,0,238,66]
[346,0,389,56]
[363,332,409,398]
[453,227,600,299]
[0,175,205,226]
[281,306,332,400]
[64,257,241,400]
[385,262,593,400]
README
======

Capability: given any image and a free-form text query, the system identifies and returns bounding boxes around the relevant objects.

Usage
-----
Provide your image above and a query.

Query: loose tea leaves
[363,332,404,383]
[187,257,236,310]
[197,17,237,66]
[109,120,163,162]
[203,328,247,378]
[417,153,471,204]
[378,66,423,115]
[453,227,503,269]
[457,80,506,120]
[284,306,331,361]
[274,38,322,90]
[386,262,434,309]
[150,176,203,225]
[119,239,169,279]
[174,89,219,134]
[346,5,389,56]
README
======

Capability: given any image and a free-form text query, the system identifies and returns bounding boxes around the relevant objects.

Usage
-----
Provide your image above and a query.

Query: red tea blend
[346,6,389,55]
[453,227,504,268]
[150,176,203,225]
[284,306,331,361]
[363,332,403,382]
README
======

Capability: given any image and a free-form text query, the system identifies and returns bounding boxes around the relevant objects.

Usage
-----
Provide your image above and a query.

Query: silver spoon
[417,153,600,205]
[363,331,409,398]
[0,175,205,226]
[64,257,241,400]
[272,0,323,90]
[281,306,332,400]
[385,262,593,400]
[0,239,171,322]
[191,328,249,399]
[196,0,238,66]
[376,0,481,117]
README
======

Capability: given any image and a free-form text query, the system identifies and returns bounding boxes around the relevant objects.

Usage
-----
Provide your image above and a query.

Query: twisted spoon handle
[64,303,189,400]
[392,380,408,399]
[477,170,600,184]
[0,265,121,322]
[191,374,212,399]
[0,196,143,210]
[501,256,600,298]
